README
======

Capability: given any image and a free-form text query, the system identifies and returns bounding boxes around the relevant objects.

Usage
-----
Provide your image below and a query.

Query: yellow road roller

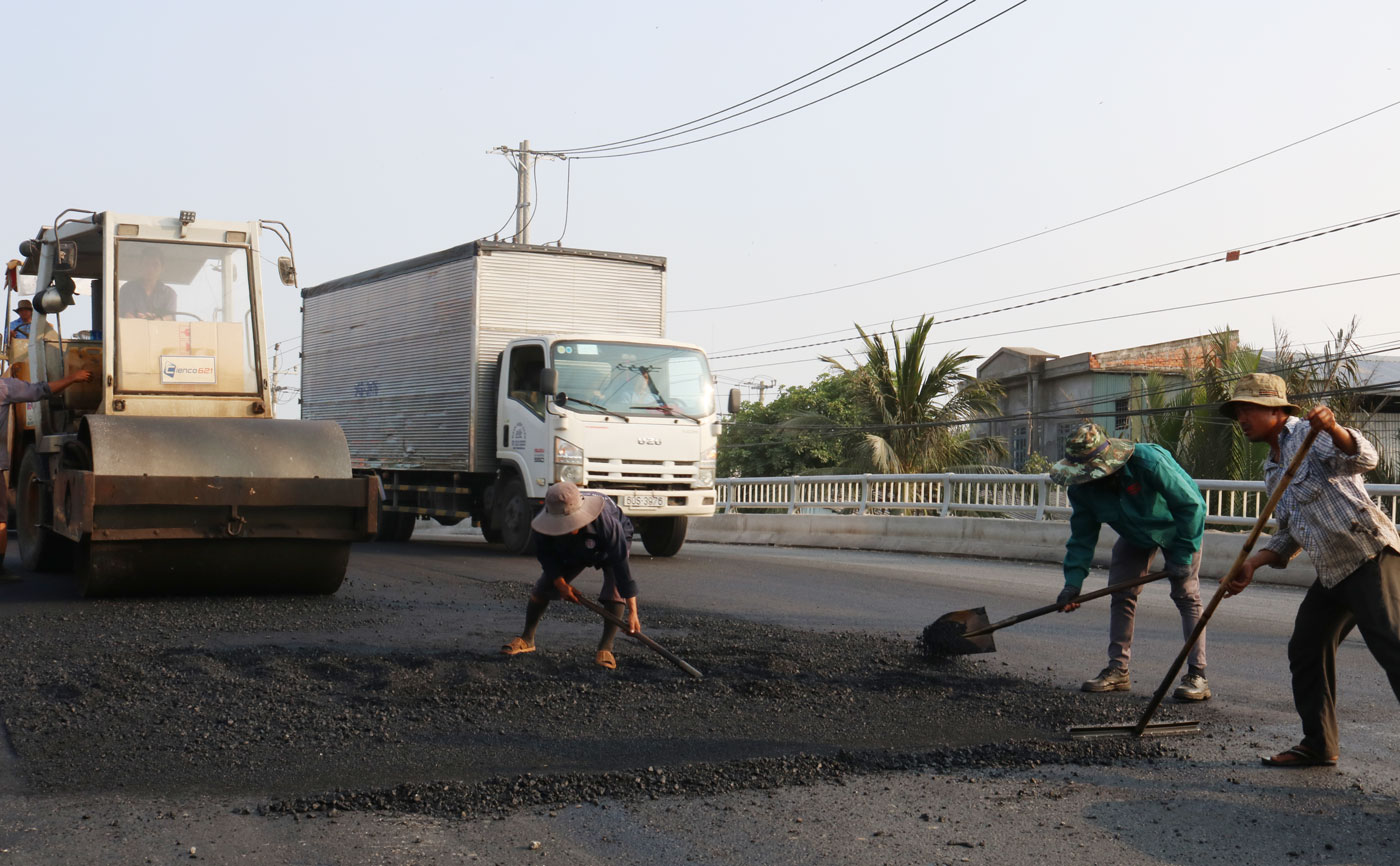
[7,210,376,595]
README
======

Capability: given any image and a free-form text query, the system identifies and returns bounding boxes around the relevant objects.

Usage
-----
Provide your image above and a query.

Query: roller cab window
[114,240,261,395]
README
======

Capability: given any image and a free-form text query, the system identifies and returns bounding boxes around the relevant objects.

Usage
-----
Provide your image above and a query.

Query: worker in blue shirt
[7,298,32,343]
[501,481,640,670]
[1051,422,1211,701]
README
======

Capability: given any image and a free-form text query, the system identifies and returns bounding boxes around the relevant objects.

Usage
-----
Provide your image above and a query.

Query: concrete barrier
[686,514,1315,588]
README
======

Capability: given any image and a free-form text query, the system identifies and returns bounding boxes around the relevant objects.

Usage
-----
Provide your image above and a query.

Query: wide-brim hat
[1049,422,1135,487]
[530,481,606,535]
[15,298,32,311]
[1220,372,1301,418]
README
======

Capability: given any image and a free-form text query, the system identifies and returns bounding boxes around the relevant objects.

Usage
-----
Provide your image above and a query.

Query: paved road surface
[1,530,1397,865]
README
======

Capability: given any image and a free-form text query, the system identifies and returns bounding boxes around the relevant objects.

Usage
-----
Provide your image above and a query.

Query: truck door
[499,342,551,494]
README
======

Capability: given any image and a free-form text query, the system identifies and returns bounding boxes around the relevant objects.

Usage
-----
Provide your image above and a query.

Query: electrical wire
[708,208,1400,356]
[709,210,1400,361]
[709,271,1400,374]
[674,94,1400,314]
[545,158,574,247]
[550,0,972,155]
[563,0,1032,161]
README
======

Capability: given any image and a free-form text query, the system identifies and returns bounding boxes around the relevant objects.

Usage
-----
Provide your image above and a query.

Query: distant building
[975,334,1233,470]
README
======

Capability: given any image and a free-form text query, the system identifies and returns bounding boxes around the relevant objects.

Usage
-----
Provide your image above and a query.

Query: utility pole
[514,139,532,245]
[490,141,565,245]
[742,376,777,405]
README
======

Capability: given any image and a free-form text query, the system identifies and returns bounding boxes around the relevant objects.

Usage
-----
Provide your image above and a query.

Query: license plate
[623,495,664,508]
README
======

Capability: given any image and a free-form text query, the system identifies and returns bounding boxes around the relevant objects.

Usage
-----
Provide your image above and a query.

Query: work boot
[1081,666,1130,692]
[1172,671,1212,701]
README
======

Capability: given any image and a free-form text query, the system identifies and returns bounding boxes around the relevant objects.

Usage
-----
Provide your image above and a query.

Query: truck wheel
[16,449,74,572]
[478,514,503,543]
[393,513,416,542]
[639,516,687,557]
[496,476,535,556]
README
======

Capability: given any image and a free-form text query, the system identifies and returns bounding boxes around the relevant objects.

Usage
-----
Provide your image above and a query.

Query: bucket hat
[1219,372,1301,418]
[530,481,606,535]
[1049,423,1135,487]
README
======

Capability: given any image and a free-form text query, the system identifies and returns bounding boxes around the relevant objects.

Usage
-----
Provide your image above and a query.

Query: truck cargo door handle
[502,425,508,447]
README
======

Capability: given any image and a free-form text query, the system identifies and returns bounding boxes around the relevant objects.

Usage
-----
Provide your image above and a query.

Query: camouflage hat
[1220,372,1301,418]
[1049,423,1135,487]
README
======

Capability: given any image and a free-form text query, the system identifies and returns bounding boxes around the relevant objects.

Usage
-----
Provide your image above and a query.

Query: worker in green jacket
[1050,422,1211,701]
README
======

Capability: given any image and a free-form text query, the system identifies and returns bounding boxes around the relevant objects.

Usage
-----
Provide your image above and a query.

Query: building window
[1011,425,1028,469]
[1056,422,1080,458]
[1115,397,1130,435]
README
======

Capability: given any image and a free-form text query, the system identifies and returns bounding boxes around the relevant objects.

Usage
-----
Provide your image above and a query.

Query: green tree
[717,370,871,478]
[821,316,1006,473]
[1140,329,1266,480]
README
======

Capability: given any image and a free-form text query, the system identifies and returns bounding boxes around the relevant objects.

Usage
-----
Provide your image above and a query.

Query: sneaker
[1081,666,1130,692]
[1173,672,1212,701]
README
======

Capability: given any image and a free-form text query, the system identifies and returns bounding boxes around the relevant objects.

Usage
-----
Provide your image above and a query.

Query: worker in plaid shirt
[1221,373,1400,768]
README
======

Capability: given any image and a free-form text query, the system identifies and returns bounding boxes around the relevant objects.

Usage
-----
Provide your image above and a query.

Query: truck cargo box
[301,241,667,473]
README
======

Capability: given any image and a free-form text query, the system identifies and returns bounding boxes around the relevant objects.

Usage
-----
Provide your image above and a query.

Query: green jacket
[1063,443,1205,588]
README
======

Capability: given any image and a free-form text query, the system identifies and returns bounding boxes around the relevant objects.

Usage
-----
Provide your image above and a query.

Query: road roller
[6,210,376,596]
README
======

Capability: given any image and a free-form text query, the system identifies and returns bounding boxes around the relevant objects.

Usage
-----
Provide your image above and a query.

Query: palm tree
[1140,329,1265,480]
[821,316,1006,473]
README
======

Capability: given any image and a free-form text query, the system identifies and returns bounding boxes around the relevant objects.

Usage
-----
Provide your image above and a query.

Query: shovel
[1068,425,1322,739]
[570,594,704,679]
[922,569,1170,657]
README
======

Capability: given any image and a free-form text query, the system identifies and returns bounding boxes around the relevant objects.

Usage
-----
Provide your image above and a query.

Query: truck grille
[585,457,697,489]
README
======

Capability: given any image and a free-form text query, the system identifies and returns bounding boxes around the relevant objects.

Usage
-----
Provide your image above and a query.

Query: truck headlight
[695,445,716,488]
[555,437,585,484]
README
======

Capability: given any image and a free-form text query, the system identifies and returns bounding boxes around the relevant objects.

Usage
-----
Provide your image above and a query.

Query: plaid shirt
[1261,417,1400,588]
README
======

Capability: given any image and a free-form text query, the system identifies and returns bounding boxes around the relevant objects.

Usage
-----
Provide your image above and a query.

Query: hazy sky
[7,1,1399,409]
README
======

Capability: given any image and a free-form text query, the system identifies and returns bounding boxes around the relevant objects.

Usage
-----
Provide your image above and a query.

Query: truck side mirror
[539,368,558,398]
[728,388,741,414]
[277,256,297,286]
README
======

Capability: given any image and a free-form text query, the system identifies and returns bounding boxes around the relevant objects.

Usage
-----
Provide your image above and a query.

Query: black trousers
[1289,549,1400,757]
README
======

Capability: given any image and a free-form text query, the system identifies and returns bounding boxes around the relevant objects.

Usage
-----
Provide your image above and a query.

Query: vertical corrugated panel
[302,257,478,469]
[474,250,666,471]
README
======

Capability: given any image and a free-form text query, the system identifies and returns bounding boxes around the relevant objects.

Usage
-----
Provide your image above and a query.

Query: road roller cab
[8,210,377,595]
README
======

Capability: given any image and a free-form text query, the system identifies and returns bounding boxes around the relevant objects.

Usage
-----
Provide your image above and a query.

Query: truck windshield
[113,240,260,394]
[552,341,716,418]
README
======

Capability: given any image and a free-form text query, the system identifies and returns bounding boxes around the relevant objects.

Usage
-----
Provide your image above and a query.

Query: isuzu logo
[637,436,662,446]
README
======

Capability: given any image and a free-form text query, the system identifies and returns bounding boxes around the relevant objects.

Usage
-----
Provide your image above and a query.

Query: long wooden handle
[1131,426,1321,737]
[963,569,1170,638]
[573,595,704,679]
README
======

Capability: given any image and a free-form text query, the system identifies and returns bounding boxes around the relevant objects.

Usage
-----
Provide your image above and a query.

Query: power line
[709,271,1400,374]
[550,0,973,155]
[720,376,1400,445]
[709,210,1400,361]
[560,0,1032,161]
[675,94,1400,313]
[709,208,1400,356]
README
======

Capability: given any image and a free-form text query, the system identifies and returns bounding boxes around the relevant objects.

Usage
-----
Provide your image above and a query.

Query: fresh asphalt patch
[0,582,1206,821]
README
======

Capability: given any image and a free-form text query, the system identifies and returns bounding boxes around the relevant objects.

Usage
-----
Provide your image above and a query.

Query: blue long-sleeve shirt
[1063,443,1205,588]
[534,493,637,598]
[0,378,51,465]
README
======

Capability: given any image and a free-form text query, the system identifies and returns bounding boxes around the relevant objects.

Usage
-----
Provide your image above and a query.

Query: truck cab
[493,334,738,556]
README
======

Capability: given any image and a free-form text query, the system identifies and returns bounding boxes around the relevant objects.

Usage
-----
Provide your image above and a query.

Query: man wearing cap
[1051,422,1211,700]
[1220,373,1400,768]
[7,298,32,343]
[501,481,640,670]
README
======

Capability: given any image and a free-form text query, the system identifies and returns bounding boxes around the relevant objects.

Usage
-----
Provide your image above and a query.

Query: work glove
[1056,584,1081,610]
[1163,561,1193,581]
[553,577,582,604]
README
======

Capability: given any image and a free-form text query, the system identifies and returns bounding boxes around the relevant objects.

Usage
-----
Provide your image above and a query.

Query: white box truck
[300,240,738,557]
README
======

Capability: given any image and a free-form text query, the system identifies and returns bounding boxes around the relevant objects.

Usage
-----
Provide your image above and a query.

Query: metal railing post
[859,474,871,515]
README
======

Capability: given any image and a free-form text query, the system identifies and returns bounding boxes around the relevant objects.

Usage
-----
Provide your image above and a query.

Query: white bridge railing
[715,474,1400,528]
